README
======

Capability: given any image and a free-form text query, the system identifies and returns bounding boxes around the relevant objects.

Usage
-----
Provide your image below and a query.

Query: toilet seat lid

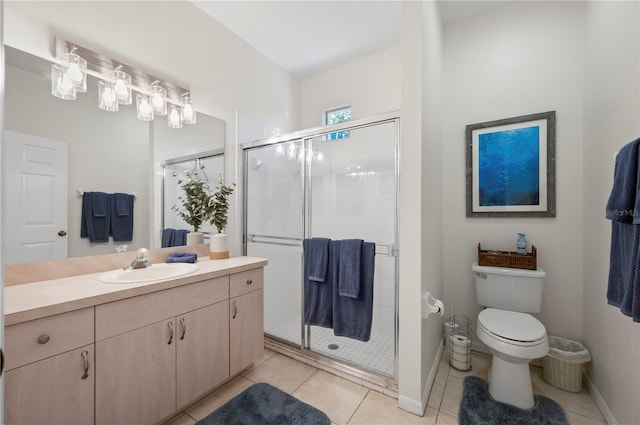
[478,308,546,343]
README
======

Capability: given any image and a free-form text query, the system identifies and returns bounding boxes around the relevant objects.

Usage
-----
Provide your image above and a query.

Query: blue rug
[459,376,569,425]
[195,382,330,425]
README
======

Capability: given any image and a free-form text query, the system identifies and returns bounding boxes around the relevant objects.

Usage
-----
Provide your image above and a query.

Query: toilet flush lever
[476,272,488,279]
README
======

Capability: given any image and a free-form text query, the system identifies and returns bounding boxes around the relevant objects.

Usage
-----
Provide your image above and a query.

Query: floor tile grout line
[344,388,370,425]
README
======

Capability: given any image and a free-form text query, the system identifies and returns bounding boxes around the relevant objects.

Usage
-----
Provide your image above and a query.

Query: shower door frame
[242,112,400,385]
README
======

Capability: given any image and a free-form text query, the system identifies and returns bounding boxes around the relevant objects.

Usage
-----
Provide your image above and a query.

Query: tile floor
[269,316,395,376]
[163,350,607,425]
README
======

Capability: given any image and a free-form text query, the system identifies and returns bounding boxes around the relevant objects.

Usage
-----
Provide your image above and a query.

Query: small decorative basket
[477,243,537,270]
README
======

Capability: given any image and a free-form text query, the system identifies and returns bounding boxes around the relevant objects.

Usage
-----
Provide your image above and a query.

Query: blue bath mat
[195,382,330,425]
[459,376,569,425]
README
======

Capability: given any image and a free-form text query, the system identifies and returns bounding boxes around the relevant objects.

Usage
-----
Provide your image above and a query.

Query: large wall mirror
[3,46,225,265]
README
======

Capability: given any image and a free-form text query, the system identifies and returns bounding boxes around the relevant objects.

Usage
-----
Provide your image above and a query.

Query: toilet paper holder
[422,291,445,319]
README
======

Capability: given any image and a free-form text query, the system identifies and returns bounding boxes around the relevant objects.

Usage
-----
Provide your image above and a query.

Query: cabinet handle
[37,335,50,344]
[232,300,238,319]
[246,279,253,285]
[179,317,186,340]
[167,321,174,345]
[81,350,89,380]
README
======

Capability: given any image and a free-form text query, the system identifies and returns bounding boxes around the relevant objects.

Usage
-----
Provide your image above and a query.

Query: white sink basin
[99,263,198,284]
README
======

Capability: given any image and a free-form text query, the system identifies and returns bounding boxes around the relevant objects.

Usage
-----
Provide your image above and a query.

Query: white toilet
[472,262,549,409]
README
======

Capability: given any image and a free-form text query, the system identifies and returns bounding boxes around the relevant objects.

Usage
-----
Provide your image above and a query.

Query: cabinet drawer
[230,268,263,298]
[96,276,229,340]
[5,307,94,371]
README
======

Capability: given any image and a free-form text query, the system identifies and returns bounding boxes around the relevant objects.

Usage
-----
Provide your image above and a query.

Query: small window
[323,105,351,140]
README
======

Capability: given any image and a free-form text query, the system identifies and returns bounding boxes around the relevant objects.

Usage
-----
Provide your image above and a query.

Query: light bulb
[114,79,128,99]
[182,104,194,121]
[102,87,117,105]
[152,92,164,108]
[57,73,74,94]
[66,63,84,84]
[169,108,180,124]
[140,99,152,115]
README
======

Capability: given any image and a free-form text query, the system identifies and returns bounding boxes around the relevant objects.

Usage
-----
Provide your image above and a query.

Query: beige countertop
[5,256,267,326]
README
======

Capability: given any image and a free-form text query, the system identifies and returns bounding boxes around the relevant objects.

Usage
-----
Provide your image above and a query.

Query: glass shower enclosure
[243,113,399,380]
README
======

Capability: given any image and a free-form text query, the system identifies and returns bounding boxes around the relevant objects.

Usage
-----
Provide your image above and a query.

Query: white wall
[300,46,401,128]
[442,2,585,347]
[582,2,640,424]
[4,0,301,255]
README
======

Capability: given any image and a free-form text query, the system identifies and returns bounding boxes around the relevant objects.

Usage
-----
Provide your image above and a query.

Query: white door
[3,131,68,265]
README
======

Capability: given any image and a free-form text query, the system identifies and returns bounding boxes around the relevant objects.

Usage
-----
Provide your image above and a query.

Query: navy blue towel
[332,240,375,341]
[166,252,197,263]
[162,228,175,248]
[338,239,363,298]
[607,138,640,322]
[304,238,334,328]
[111,193,134,242]
[307,238,330,282]
[80,192,110,243]
[173,229,189,247]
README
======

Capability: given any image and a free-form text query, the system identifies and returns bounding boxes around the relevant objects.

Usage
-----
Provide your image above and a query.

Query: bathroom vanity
[3,256,267,425]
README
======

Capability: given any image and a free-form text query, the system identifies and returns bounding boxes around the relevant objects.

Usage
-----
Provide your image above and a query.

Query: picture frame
[465,111,556,217]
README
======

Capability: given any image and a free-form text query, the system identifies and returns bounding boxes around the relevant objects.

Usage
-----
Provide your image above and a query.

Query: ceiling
[193,1,519,78]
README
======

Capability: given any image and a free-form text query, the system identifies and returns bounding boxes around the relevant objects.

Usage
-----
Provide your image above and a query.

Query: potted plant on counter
[172,169,213,245]
[209,176,235,259]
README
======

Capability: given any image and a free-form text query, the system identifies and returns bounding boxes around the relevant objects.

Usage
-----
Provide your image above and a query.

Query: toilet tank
[472,262,546,313]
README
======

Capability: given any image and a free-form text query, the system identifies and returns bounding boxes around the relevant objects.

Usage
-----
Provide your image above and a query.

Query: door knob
[58,230,67,237]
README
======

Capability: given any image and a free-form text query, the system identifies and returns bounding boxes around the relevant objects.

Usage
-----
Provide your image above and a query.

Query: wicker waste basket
[543,336,591,392]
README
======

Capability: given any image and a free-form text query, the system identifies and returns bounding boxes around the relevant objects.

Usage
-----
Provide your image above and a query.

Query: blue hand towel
[332,240,375,341]
[307,238,330,282]
[80,192,110,243]
[162,228,175,248]
[114,193,131,217]
[111,193,134,242]
[607,138,640,322]
[173,229,189,247]
[303,238,334,328]
[338,239,363,298]
[166,252,197,263]
[91,192,109,217]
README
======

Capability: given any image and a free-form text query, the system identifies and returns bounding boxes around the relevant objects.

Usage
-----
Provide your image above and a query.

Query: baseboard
[583,370,618,425]
[398,338,444,416]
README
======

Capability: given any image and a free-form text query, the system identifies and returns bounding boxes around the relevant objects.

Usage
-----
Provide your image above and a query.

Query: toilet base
[488,354,535,409]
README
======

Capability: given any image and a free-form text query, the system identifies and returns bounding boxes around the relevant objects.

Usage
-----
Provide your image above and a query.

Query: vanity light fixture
[168,104,183,129]
[98,80,118,112]
[51,63,76,100]
[150,82,167,116]
[180,92,196,124]
[61,48,87,93]
[136,93,154,121]
[113,66,132,105]
[51,37,197,128]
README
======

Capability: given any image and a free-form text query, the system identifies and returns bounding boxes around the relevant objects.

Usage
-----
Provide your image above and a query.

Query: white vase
[186,232,204,246]
[210,233,229,259]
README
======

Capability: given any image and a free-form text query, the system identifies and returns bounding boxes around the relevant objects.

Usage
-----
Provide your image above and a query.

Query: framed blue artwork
[466,111,556,217]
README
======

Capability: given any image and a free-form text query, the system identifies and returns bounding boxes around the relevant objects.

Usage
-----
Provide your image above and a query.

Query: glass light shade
[51,64,76,100]
[114,70,132,105]
[98,80,118,112]
[167,104,183,128]
[136,94,154,121]
[63,53,87,93]
[151,84,167,116]
[180,94,197,124]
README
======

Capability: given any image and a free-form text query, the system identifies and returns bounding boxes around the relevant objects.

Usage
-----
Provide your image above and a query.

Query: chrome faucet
[129,248,150,269]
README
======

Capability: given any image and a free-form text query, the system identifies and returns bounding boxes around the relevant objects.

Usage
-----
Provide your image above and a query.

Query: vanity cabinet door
[176,301,230,409]
[4,344,94,425]
[95,318,176,425]
[229,288,264,375]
